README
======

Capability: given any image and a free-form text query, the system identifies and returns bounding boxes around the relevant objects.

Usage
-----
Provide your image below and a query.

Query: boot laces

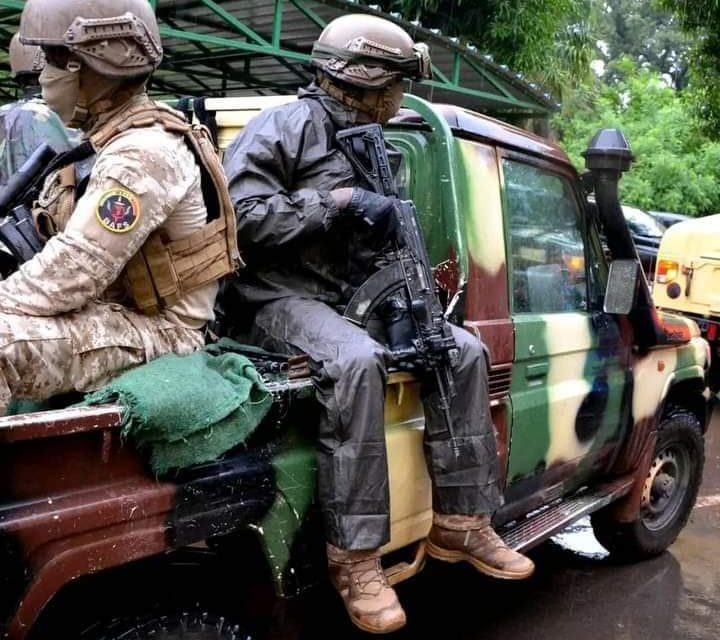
[469,522,511,554]
[350,558,388,597]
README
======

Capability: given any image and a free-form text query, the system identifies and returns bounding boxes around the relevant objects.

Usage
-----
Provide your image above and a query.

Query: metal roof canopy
[0,0,556,118]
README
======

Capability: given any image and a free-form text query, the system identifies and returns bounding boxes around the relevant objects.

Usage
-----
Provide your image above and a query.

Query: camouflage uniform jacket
[0,93,217,330]
[223,83,392,309]
[0,93,76,188]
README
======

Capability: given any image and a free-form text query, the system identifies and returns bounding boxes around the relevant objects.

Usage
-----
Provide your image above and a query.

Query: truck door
[501,155,628,497]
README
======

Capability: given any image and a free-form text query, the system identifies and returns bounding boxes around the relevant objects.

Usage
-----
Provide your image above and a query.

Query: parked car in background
[588,198,667,280]
[649,210,693,229]
[622,204,667,279]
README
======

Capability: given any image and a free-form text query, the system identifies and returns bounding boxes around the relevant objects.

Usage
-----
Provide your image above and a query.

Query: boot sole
[350,613,407,635]
[426,540,535,580]
[335,586,407,634]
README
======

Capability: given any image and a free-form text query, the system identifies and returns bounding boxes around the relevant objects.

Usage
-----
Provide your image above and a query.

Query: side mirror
[604,259,640,314]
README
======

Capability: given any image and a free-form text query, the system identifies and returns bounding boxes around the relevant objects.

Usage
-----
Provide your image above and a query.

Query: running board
[499,477,635,553]
[385,542,427,586]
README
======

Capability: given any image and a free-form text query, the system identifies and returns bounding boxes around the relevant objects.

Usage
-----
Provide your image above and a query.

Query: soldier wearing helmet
[222,13,533,634]
[0,1,238,412]
[9,32,44,83]
[0,34,76,187]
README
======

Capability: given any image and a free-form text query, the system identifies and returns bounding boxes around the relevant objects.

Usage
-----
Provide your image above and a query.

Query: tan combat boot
[426,513,535,580]
[327,543,407,634]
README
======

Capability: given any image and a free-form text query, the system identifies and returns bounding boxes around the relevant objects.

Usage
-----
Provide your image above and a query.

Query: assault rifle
[0,143,56,272]
[336,124,461,456]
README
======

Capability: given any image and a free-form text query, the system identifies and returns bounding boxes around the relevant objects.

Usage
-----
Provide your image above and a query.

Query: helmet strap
[67,103,91,129]
[77,68,144,130]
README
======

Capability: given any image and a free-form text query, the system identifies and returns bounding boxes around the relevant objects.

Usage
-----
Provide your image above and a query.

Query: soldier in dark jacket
[223,14,534,634]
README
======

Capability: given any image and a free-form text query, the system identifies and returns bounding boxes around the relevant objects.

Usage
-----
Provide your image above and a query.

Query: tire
[591,410,704,560]
[83,610,252,640]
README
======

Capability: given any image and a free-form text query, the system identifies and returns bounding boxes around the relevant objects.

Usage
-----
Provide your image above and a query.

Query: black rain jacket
[222,83,394,309]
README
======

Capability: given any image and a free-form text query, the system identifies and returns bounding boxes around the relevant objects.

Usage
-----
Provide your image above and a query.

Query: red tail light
[707,323,718,342]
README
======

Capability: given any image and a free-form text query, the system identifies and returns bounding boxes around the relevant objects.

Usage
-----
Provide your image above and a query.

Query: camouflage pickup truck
[0,95,710,640]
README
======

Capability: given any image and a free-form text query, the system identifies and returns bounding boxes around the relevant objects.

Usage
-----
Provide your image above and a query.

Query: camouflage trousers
[0,301,204,414]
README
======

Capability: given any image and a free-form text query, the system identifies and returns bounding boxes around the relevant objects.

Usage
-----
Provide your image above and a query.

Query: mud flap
[606,428,657,523]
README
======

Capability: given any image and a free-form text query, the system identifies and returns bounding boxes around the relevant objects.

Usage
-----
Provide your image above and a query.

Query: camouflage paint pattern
[0,301,203,413]
[0,405,278,638]
[0,96,711,639]
[251,432,317,595]
[416,105,707,506]
[0,94,221,413]
[632,315,707,420]
[0,371,428,637]
[3,96,218,327]
[254,374,428,595]
[220,95,709,578]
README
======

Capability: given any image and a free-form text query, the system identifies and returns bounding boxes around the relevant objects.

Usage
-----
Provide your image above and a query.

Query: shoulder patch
[96,189,140,233]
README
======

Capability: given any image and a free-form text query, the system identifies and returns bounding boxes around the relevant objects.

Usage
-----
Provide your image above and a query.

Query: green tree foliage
[555,59,720,216]
[597,0,689,88]
[382,0,720,214]
[658,1,720,136]
[382,0,597,103]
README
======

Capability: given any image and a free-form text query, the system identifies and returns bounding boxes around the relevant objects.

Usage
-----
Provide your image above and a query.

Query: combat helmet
[311,14,431,90]
[9,33,45,79]
[18,0,162,79]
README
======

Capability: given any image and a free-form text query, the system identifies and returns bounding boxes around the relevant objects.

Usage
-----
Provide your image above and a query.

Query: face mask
[365,82,404,124]
[39,61,81,125]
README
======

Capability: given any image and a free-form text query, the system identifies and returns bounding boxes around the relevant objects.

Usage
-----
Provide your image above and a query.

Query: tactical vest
[35,100,242,316]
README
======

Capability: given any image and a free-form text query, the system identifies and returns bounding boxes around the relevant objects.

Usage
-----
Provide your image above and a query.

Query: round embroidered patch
[96,189,140,233]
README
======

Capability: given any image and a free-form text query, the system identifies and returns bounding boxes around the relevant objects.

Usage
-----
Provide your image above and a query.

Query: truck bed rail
[0,405,123,444]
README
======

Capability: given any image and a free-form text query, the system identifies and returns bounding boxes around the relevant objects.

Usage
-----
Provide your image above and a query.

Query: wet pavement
[283,406,720,639]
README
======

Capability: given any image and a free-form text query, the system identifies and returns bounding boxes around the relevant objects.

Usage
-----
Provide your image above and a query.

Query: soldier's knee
[338,340,387,381]
[452,327,489,375]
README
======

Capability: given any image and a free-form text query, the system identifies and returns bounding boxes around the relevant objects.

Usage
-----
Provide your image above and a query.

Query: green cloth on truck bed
[84,350,272,476]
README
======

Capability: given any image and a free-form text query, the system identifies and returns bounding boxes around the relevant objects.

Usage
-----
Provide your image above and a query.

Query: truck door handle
[684,265,694,297]
[525,362,549,379]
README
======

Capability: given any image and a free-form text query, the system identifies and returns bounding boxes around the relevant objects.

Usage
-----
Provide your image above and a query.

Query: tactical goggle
[312,40,433,82]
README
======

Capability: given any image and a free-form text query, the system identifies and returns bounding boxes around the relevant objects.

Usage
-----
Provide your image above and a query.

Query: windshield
[623,205,667,237]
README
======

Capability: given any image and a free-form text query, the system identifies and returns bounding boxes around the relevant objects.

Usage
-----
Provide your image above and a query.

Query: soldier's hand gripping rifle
[0,143,56,273]
[336,124,462,457]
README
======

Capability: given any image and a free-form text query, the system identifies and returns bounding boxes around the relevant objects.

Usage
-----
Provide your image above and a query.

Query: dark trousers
[253,297,502,550]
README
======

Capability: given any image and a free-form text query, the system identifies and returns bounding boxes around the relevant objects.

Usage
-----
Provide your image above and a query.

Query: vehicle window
[393,149,410,197]
[503,159,588,313]
[623,205,666,237]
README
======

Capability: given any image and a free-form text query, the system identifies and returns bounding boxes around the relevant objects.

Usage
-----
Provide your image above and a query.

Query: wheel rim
[641,443,691,531]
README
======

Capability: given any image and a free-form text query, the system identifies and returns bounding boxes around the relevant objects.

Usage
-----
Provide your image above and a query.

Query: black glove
[345,188,399,240]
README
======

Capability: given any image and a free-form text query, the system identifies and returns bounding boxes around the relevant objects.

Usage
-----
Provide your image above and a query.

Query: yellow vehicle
[653,213,720,390]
